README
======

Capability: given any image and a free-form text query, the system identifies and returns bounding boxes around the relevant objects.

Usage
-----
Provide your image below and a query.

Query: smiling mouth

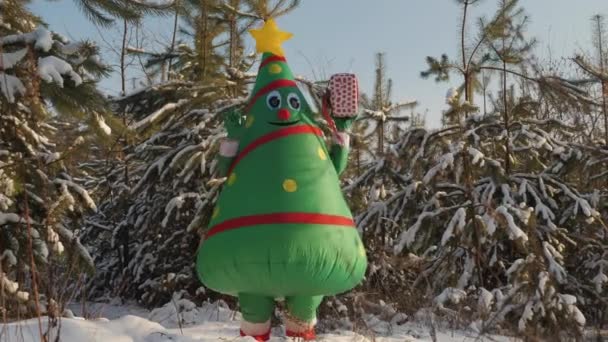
[269,120,300,126]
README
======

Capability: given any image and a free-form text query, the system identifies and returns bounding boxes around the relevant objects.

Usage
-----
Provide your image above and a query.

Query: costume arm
[329,132,350,176]
[216,139,239,177]
[216,108,244,177]
[329,117,355,177]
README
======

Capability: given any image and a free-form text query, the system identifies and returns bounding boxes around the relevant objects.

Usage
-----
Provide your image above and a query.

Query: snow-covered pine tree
[358,53,417,159]
[392,93,605,339]
[82,3,241,306]
[72,0,175,27]
[82,0,301,307]
[350,0,607,339]
[573,32,608,144]
[0,0,111,317]
[567,137,608,331]
[585,14,608,143]
[321,54,424,316]
[561,35,608,327]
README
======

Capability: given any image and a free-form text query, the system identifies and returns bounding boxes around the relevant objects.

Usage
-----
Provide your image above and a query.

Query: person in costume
[196,19,367,341]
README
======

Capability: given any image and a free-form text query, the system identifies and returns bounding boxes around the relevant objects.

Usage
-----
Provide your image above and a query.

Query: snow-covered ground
[1,300,519,342]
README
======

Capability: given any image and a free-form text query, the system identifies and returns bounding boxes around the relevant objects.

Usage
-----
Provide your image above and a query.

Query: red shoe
[240,329,271,341]
[286,329,316,340]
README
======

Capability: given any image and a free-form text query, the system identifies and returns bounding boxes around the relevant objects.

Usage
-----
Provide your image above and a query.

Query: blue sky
[29,0,607,127]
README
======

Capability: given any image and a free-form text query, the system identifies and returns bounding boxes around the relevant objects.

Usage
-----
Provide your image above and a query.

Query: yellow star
[249,19,293,56]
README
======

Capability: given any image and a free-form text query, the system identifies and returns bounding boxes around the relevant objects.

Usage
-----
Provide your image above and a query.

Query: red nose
[277,109,291,121]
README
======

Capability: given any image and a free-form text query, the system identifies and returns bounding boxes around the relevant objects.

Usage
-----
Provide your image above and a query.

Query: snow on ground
[1,300,519,342]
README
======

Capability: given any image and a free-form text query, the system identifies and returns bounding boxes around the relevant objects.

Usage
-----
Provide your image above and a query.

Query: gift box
[328,73,359,117]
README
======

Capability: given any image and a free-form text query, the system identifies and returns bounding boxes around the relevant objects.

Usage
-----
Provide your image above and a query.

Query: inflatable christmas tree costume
[196,19,367,341]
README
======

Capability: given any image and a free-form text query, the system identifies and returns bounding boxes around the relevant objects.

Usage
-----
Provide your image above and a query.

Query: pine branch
[572,55,608,82]
[221,3,262,19]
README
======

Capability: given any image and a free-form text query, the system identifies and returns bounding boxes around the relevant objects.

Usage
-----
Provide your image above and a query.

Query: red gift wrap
[329,73,359,117]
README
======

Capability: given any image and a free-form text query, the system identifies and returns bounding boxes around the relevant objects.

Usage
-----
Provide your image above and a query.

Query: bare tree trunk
[357,141,361,176]
[120,19,128,94]
[502,58,511,175]
[598,26,608,143]
[378,118,384,156]
[227,0,239,96]
[602,92,608,142]
[228,1,237,68]
[481,71,489,116]
[501,2,511,176]
[590,15,608,141]
[24,187,46,342]
[198,0,209,79]
[168,1,180,80]
[461,1,468,77]
[483,89,487,115]
[133,24,153,85]
[459,1,485,286]
[461,0,471,109]
[373,53,386,156]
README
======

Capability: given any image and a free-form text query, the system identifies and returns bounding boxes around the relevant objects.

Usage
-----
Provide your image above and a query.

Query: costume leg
[239,293,275,341]
[285,295,323,340]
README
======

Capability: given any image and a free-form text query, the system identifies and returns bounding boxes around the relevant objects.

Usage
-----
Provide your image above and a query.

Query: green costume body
[196,51,367,324]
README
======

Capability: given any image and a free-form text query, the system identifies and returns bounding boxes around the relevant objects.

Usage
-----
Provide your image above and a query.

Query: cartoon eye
[266,91,281,110]
[287,93,301,110]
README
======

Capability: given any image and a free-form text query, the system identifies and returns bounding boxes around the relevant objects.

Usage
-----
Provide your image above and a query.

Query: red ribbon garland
[245,79,298,112]
[321,93,343,145]
[206,212,356,239]
[226,124,324,176]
